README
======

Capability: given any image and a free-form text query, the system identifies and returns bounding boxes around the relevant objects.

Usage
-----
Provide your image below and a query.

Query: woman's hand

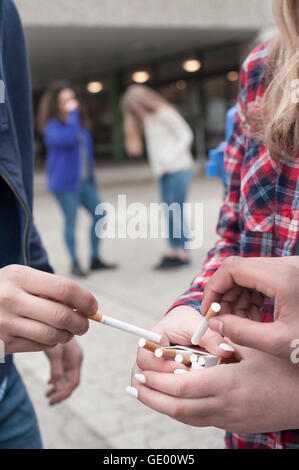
[131,306,235,388]
[202,256,299,361]
[134,306,235,373]
[65,99,79,113]
[0,265,97,355]
[44,338,83,405]
[130,345,299,434]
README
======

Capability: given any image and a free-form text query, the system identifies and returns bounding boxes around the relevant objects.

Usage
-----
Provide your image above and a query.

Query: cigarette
[191,302,221,345]
[154,348,177,360]
[175,353,192,366]
[138,338,159,353]
[190,354,198,364]
[89,312,162,344]
[197,356,206,366]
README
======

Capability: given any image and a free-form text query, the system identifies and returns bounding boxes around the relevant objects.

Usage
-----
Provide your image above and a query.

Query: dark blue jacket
[0,0,53,384]
[44,110,96,192]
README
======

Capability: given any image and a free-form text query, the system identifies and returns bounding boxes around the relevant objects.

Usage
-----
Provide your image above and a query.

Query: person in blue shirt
[38,84,117,277]
[0,0,98,448]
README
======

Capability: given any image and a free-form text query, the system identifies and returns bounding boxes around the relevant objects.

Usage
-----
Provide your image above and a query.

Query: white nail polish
[125,386,138,399]
[135,373,146,384]
[219,343,235,352]
[174,369,188,375]
[191,363,204,370]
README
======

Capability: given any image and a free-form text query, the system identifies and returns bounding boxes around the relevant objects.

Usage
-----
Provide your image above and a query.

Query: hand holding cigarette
[0,265,97,355]
[202,255,299,360]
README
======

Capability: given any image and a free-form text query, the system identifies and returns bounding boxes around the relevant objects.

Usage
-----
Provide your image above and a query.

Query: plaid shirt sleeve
[167,63,249,315]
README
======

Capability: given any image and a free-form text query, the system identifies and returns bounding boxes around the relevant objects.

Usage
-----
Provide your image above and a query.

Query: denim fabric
[53,179,103,262]
[159,169,193,250]
[0,364,42,449]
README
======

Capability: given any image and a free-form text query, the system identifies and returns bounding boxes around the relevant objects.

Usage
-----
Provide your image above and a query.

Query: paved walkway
[15,164,226,449]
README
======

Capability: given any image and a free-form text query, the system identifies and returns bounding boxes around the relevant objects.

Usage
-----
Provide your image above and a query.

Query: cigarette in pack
[138,338,221,369]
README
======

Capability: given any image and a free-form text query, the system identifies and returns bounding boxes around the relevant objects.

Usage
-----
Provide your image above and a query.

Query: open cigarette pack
[138,338,226,370]
[164,345,221,368]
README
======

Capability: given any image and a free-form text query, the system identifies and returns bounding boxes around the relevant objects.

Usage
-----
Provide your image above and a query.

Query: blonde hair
[248,0,299,160]
[121,85,173,156]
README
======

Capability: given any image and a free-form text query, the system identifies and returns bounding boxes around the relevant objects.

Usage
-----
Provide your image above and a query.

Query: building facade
[15,0,274,161]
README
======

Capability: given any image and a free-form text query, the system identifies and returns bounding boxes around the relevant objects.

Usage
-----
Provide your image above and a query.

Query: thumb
[209,314,282,356]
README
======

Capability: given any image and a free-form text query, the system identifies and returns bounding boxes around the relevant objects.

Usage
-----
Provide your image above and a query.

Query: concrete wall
[15,0,273,29]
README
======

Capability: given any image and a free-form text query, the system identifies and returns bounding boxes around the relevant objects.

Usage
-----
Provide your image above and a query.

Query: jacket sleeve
[28,222,54,273]
[167,62,248,315]
[44,110,80,150]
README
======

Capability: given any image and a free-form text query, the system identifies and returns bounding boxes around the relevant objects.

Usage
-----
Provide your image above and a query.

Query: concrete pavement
[15,164,226,449]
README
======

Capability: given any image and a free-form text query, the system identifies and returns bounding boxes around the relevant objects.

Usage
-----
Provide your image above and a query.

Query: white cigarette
[191,303,221,345]
[190,354,198,364]
[197,356,206,366]
[99,314,161,343]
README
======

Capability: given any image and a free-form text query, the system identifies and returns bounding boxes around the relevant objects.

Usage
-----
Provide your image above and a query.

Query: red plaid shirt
[169,43,299,449]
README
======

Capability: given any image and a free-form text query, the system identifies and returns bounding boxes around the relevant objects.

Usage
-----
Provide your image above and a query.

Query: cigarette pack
[164,345,221,368]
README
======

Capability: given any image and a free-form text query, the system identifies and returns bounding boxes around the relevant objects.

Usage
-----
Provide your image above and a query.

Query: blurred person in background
[122,85,194,270]
[38,84,117,277]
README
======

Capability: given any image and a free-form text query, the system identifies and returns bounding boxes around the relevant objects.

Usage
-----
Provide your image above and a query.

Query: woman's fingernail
[135,373,146,384]
[125,386,138,399]
[219,343,235,352]
[210,319,224,335]
[174,369,189,375]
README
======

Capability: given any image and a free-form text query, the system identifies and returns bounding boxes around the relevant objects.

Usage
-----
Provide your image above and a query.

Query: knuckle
[175,378,188,398]
[2,264,23,282]
[136,349,146,369]
[56,278,76,300]
[0,285,15,309]
[53,307,70,330]
[266,326,282,351]
[44,327,60,346]
[230,322,243,341]
[172,402,186,420]
[60,332,73,344]
[223,256,240,269]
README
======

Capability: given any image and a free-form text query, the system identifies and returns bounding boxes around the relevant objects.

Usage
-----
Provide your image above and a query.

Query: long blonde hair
[248,0,299,160]
[121,85,173,156]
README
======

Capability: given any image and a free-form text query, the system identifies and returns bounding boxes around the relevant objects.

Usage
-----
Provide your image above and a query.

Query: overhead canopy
[15,0,273,89]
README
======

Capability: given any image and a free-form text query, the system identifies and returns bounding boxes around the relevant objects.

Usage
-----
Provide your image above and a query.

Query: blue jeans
[159,169,193,250]
[53,180,102,262]
[0,365,42,449]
